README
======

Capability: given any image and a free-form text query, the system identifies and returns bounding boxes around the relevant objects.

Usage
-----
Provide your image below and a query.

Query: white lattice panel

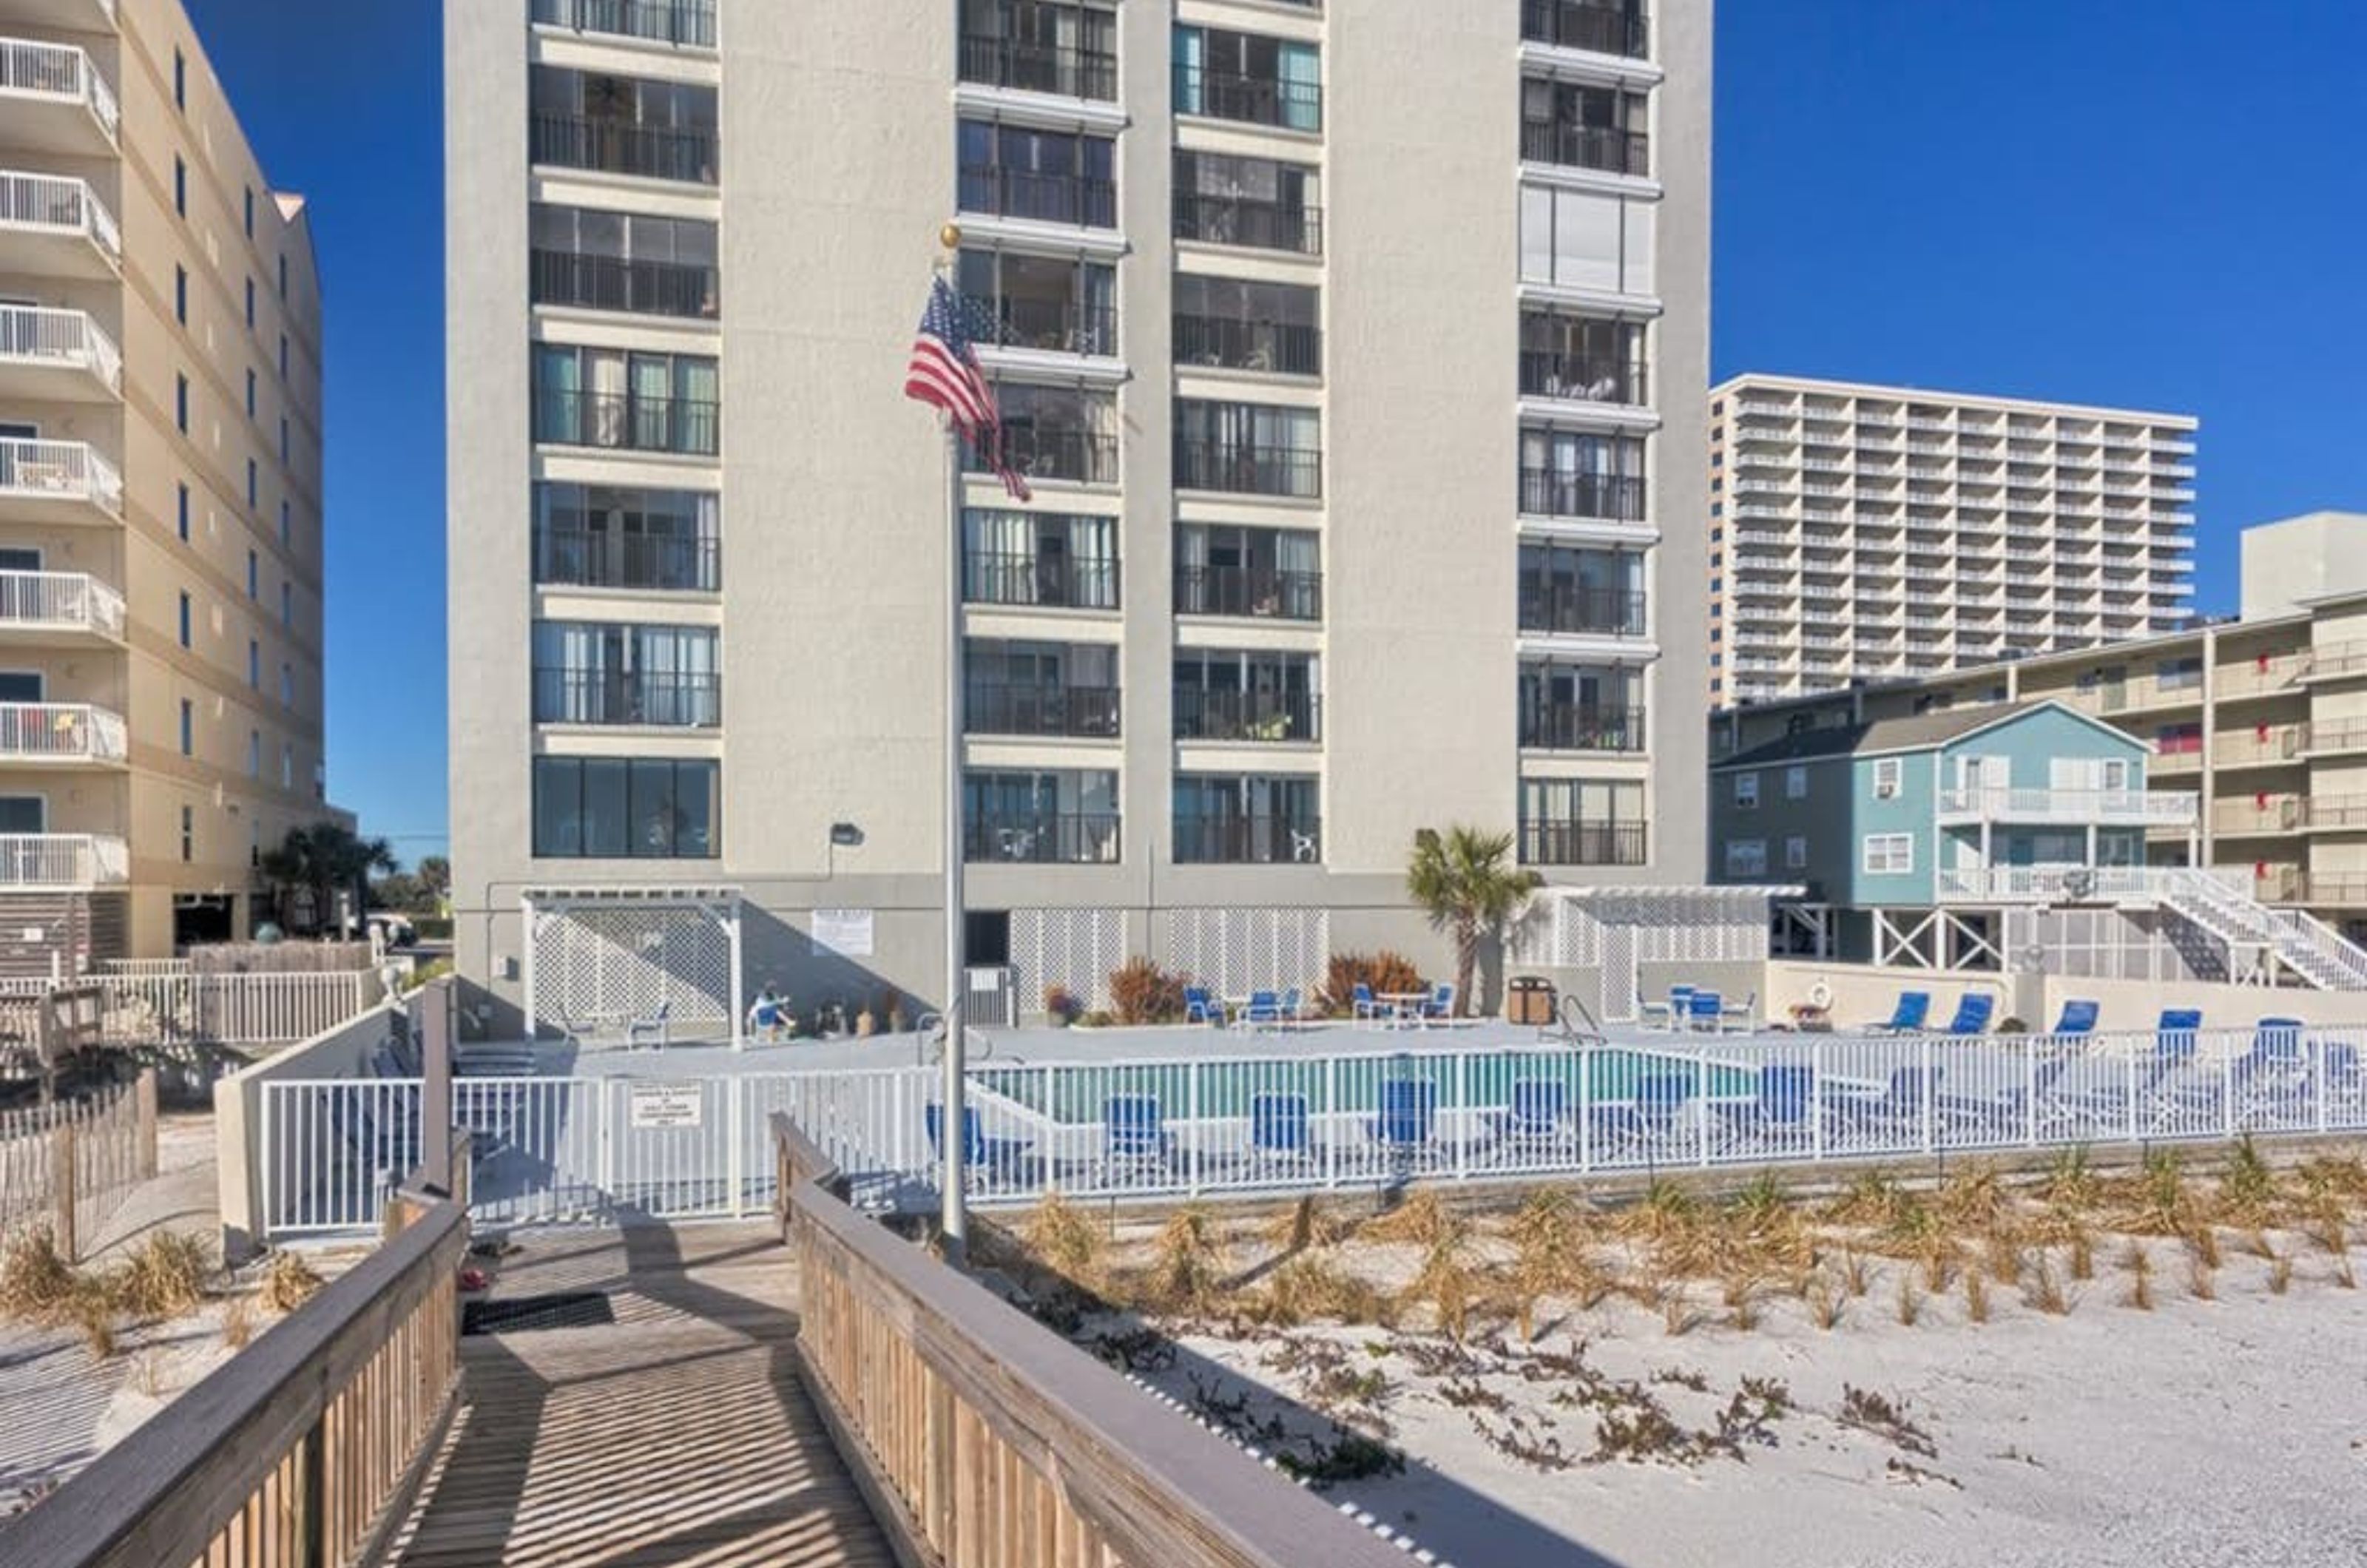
[1153,908,1328,997]
[1596,893,1769,965]
[1011,908,1128,1012]
[531,905,732,1026]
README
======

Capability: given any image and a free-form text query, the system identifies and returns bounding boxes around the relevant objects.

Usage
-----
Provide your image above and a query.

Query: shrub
[1041,984,1083,1025]
[1321,951,1423,1016]
[1107,958,1188,1024]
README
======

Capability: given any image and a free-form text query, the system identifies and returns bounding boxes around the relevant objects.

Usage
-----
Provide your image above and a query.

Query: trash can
[1506,976,1556,1027]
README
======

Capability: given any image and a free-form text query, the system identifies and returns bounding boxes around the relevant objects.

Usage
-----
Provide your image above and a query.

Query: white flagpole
[936,222,969,1264]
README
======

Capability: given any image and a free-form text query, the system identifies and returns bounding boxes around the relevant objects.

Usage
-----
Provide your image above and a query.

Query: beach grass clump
[2120,1242,2155,1311]
[109,1232,209,1322]
[259,1250,324,1315]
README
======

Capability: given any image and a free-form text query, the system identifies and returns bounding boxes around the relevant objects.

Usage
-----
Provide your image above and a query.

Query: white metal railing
[0,38,119,143]
[0,303,121,391]
[0,569,124,637]
[0,969,374,1048]
[0,169,119,262]
[0,832,125,887]
[1935,865,2173,903]
[1936,786,2200,826]
[0,701,126,761]
[0,437,123,513]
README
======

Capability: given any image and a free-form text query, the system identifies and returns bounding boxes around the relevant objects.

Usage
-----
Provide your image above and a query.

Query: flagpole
[936,221,969,1265]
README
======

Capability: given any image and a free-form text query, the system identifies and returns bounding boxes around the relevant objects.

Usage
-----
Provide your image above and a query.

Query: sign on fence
[812,909,874,957]
[628,1083,703,1129]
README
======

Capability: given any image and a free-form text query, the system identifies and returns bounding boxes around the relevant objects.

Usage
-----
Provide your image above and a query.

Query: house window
[1723,839,1766,878]
[247,638,259,686]
[177,592,192,648]
[175,157,187,216]
[245,277,256,329]
[532,757,720,859]
[280,499,291,547]
[279,334,288,379]
[280,582,292,628]
[178,699,193,756]
[1784,765,1808,800]
[246,459,257,508]
[173,48,186,109]
[1872,757,1902,800]
[175,266,188,324]
[281,744,293,790]
[245,186,254,238]
[279,254,288,299]
[1732,772,1759,809]
[175,374,189,433]
[1784,835,1809,870]
[248,729,260,778]
[1863,833,1915,875]
[177,484,190,541]
[246,369,257,418]
[180,805,193,862]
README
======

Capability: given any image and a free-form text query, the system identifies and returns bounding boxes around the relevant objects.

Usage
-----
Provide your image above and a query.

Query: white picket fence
[256,1022,2367,1239]
[0,970,377,1050]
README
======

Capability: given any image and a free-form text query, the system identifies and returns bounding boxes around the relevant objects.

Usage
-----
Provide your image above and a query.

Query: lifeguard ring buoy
[1807,979,1834,1010]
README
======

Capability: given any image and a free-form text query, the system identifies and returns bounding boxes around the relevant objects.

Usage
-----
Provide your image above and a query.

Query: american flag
[905,275,1031,502]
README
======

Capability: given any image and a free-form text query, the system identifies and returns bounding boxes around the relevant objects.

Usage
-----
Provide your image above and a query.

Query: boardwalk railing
[771,1113,1419,1568]
[0,1186,465,1568]
[0,969,377,1050]
[0,1069,155,1257]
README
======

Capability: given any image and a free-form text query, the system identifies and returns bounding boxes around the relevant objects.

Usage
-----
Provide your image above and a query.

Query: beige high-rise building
[0,0,328,969]
[1709,374,2198,708]
[447,0,1720,1032]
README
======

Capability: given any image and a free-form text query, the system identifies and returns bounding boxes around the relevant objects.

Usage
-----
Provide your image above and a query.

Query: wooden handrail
[0,1190,466,1568]
[769,1113,1411,1568]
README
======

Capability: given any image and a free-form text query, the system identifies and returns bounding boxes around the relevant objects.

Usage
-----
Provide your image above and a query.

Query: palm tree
[260,822,396,935]
[1405,826,1542,1018]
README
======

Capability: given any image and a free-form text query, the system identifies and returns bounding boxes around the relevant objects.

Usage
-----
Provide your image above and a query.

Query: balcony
[2298,873,2367,910]
[956,33,1116,102]
[1937,787,2198,828]
[965,551,1119,612]
[531,0,716,47]
[1517,584,1646,638]
[966,811,1121,865]
[533,527,718,594]
[1174,564,1321,621]
[1174,816,1320,865]
[0,304,118,401]
[0,833,124,889]
[1173,688,1320,745]
[1175,439,1320,500]
[958,165,1116,229]
[0,702,125,764]
[970,295,1118,359]
[2215,797,2304,836]
[965,682,1121,739]
[529,112,717,184]
[0,570,123,641]
[0,39,118,153]
[1520,705,1644,752]
[970,426,1118,487]
[1173,63,1323,133]
[1521,0,1649,58]
[0,172,119,277]
[531,669,720,727]
[1519,351,1646,407]
[1934,866,2187,905]
[2306,720,2367,759]
[1172,189,1323,256]
[2300,641,2367,683]
[1519,470,1644,522]
[1174,314,1320,376]
[532,389,719,457]
[1521,820,1647,867]
[530,250,717,320]
[1518,121,1649,177]
[0,439,121,524]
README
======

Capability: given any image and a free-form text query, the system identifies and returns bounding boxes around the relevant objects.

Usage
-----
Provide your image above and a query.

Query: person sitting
[749,984,790,1043]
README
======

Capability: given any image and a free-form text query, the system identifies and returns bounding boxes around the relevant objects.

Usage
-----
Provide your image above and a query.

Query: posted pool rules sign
[629,1083,703,1129]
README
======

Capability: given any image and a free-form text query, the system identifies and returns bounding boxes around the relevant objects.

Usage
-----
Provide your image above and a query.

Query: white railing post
[1187,1061,1203,1197]
[1453,1053,1470,1183]
[1695,1050,1711,1167]
[1323,1055,1338,1189]
[1810,1040,1824,1162]
[727,1075,745,1217]
[2025,1035,2038,1147]
[1919,1033,1934,1155]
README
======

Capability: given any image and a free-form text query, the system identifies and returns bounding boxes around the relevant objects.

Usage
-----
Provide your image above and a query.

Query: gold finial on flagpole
[939,222,963,254]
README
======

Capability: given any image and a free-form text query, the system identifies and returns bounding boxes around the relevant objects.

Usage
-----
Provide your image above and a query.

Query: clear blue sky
[183,0,2367,864]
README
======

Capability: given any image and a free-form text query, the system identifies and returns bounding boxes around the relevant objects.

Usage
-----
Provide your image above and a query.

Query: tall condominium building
[447,0,1716,1031]
[1709,374,2198,708]
[0,0,328,970]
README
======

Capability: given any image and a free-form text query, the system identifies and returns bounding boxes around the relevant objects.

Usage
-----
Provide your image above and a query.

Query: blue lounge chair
[2129,1014,2206,1132]
[1938,992,1994,1036]
[925,1104,1032,1191]
[1249,1092,1313,1172]
[1593,1072,1697,1163]
[1721,1063,1815,1155]
[1490,1078,1573,1157]
[1278,987,1306,1030]
[1104,1094,1172,1175]
[1640,984,1695,1031]
[1839,1065,1943,1146]
[1350,982,1385,1023]
[1184,986,1220,1025]
[2050,998,2100,1037]
[1685,990,1723,1032]
[2322,1043,2367,1124]
[1418,981,1457,1026]
[1370,1078,1439,1165]
[1239,989,1282,1030]
[2231,1018,2310,1129]
[1865,991,1931,1034]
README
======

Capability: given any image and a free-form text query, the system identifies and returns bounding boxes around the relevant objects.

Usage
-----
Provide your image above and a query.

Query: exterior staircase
[2158,868,2367,991]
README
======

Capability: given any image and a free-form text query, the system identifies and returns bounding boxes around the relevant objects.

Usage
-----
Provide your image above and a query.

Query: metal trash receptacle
[1507,976,1556,1027]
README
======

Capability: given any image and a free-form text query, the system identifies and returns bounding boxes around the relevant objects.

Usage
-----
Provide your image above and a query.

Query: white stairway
[2158,869,2367,990]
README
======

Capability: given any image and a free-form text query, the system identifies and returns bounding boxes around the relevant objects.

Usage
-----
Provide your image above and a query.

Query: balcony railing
[0,702,126,762]
[531,0,717,47]
[1173,817,1321,865]
[1172,190,1323,256]
[2298,873,2367,909]
[1517,584,1647,637]
[964,551,1119,611]
[533,527,719,593]
[1521,820,1647,866]
[0,833,125,888]
[1173,64,1323,132]
[1936,787,2200,827]
[1519,121,1649,176]
[1520,705,1644,751]
[969,428,1118,486]
[529,112,717,184]
[1934,865,2177,905]
[1519,470,1645,521]
[531,668,720,726]
[0,570,123,637]
[0,438,122,515]
[965,812,1121,864]
[966,296,1118,357]
[1174,314,1321,376]
[965,682,1121,738]
[0,303,120,391]
[957,166,1116,229]
[1175,440,1322,499]
[1174,564,1322,621]
[1522,0,1650,58]
[1172,688,1320,744]
[533,389,720,456]
[530,250,717,319]
[956,35,1117,101]
[1519,353,1645,405]
[0,38,118,143]
[0,171,120,264]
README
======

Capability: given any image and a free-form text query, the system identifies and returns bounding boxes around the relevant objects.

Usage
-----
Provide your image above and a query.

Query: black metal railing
[532,667,720,726]
[965,295,1118,356]
[1519,706,1645,751]
[531,251,718,319]
[1174,817,1322,865]
[1519,121,1650,176]
[534,526,720,593]
[531,0,716,47]
[965,682,1121,738]
[533,388,720,456]
[1516,584,1648,636]
[965,812,1122,864]
[957,166,1118,228]
[964,551,1119,610]
[1521,0,1650,58]
[1519,352,1647,404]
[1174,64,1323,131]
[1518,469,1645,521]
[956,34,1118,101]
[1172,190,1323,255]
[529,112,717,183]
[1520,820,1648,865]
[1174,564,1323,621]
[968,428,1119,486]
[1173,314,1322,376]
[1176,440,1322,499]
[1173,689,1320,744]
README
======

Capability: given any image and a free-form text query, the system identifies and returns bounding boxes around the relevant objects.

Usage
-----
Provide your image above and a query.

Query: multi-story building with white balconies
[1709,374,2198,708]
[0,0,328,969]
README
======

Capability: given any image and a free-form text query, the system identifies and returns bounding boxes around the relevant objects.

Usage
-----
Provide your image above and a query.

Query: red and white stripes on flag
[905,274,1031,502]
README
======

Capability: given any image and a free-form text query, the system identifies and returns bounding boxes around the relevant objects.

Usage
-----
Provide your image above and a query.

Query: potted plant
[1044,984,1081,1027]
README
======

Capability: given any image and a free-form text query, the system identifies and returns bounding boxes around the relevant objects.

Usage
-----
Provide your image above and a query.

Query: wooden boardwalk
[384,1223,897,1568]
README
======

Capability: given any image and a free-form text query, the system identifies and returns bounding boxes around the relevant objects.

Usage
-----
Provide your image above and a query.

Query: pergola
[520,885,744,1051]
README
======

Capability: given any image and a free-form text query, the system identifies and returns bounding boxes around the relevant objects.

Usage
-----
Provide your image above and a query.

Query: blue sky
[183,1,2367,864]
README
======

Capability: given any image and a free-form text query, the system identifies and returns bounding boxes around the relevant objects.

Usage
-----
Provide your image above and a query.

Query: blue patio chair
[1419,981,1457,1025]
[1640,984,1695,1031]
[329,1084,420,1178]
[1104,1094,1173,1175]
[1593,1072,1697,1162]
[1840,1065,1944,1143]
[626,998,672,1050]
[1279,987,1306,1030]
[1686,990,1724,1032]
[1240,989,1282,1030]
[370,1040,410,1081]
[1864,991,1931,1034]
[2127,1015,2206,1132]
[2322,1043,2367,1124]
[1938,992,1994,1036]
[1720,990,1758,1033]
[2050,998,2101,1037]
[1350,982,1384,1022]
[1489,1078,1573,1155]
[1721,1063,1815,1154]
[1184,986,1220,1026]
[925,1104,1032,1190]
[1250,1092,1314,1172]
[1369,1078,1439,1163]
[2231,1018,2311,1128]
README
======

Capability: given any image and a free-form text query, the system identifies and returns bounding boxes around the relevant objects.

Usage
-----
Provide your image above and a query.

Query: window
[1723,839,1767,878]
[533,484,722,593]
[279,334,288,380]
[175,374,189,433]
[1172,273,1320,375]
[180,805,193,862]
[281,743,293,790]
[1863,833,1915,875]
[530,203,721,319]
[175,266,188,324]
[1518,541,1646,635]
[1172,774,1322,863]
[1172,648,1320,743]
[278,254,287,300]
[1175,523,1323,620]
[962,509,1118,610]
[0,797,43,834]
[1872,757,1902,800]
[532,622,720,726]
[1784,765,1808,800]
[246,459,257,508]
[280,499,291,548]
[956,119,1117,227]
[531,345,720,456]
[247,729,260,778]
[2158,656,2203,692]
[245,550,257,598]
[173,47,186,109]
[178,699,193,756]
[245,277,255,330]
[1518,777,1647,866]
[957,0,1118,100]
[1784,835,1809,871]
[529,67,721,183]
[176,483,190,541]
[1172,25,1322,132]
[1517,428,1647,520]
[963,638,1121,738]
[1172,149,1323,255]
[1732,771,1760,809]
[1173,398,1320,498]
[246,369,257,418]
[246,638,259,687]
[532,757,720,859]
[175,157,187,217]
[1519,77,1649,175]
[280,417,289,465]
[280,581,291,628]
[1519,186,1655,295]
[177,592,192,648]
[280,663,293,709]
[244,186,254,238]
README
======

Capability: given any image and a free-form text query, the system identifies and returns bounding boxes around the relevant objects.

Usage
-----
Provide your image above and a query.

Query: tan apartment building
[446,0,1729,1035]
[0,0,328,970]
[1709,374,2198,707]
[1714,513,2367,947]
